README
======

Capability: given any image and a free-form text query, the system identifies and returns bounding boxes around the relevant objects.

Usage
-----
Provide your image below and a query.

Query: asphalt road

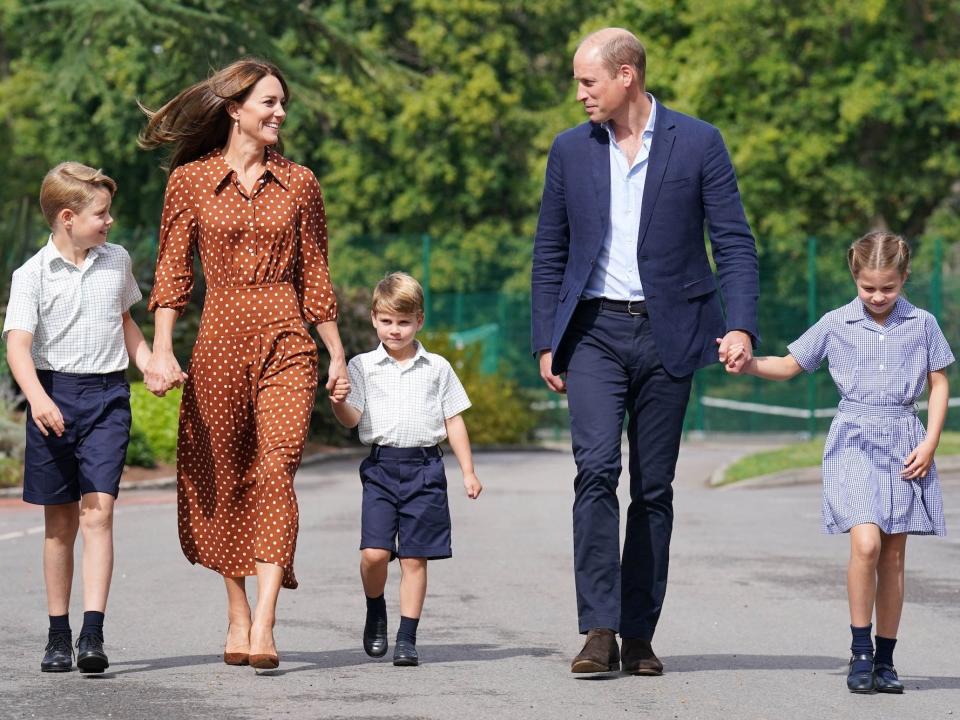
[1,440,958,720]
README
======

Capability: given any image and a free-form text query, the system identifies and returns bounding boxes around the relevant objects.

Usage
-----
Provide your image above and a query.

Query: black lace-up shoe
[76,634,109,674]
[41,632,73,673]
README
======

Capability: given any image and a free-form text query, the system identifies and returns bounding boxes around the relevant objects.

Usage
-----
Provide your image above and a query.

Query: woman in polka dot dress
[140,58,349,670]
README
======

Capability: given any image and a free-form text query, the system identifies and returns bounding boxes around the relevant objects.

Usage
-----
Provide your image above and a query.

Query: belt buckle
[627,299,643,316]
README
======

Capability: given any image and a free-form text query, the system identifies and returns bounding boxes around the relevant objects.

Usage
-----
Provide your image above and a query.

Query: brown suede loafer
[571,628,620,673]
[621,638,663,676]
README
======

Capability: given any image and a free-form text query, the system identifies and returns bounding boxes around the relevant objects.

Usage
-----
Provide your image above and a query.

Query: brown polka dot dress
[148,148,337,589]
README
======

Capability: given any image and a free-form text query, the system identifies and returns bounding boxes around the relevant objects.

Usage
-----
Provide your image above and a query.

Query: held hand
[902,440,936,479]
[539,351,566,393]
[463,472,483,499]
[325,356,348,395]
[328,376,351,404]
[30,393,65,437]
[717,331,753,374]
[144,350,187,397]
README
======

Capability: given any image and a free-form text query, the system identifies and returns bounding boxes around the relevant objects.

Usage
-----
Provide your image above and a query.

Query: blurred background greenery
[2,0,960,479]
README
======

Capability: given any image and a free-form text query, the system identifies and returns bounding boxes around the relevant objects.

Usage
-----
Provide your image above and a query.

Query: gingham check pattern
[2,238,141,373]
[347,342,472,447]
[788,296,953,535]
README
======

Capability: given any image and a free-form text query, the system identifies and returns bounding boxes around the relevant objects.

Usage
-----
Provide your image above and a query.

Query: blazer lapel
[637,107,677,251]
[589,123,611,242]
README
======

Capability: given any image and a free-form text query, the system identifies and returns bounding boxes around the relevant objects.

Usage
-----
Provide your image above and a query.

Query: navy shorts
[359,445,452,560]
[23,370,131,505]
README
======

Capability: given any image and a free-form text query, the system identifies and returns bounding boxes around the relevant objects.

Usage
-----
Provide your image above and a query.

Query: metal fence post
[807,235,817,437]
[421,233,432,328]
[931,236,943,323]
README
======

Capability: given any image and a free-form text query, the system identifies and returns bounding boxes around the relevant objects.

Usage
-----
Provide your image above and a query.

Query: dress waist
[837,399,918,419]
[199,283,304,336]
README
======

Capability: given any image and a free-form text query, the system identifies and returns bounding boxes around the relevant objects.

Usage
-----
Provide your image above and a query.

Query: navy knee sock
[366,594,387,622]
[850,624,873,673]
[875,635,897,666]
[397,616,419,645]
[80,611,104,640]
[48,614,70,638]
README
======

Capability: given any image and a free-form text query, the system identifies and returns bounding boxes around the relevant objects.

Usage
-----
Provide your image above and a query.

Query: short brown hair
[580,28,646,87]
[39,162,117,228]
[847,231,911,277]
[372,272,424,316]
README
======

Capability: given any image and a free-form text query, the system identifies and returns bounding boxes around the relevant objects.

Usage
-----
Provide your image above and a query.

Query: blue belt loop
[372,444,381,460]
[420,447,429,464]
[438,445,444,458]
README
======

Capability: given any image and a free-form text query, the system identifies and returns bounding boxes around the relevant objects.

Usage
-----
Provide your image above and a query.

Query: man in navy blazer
[531,28,759,675]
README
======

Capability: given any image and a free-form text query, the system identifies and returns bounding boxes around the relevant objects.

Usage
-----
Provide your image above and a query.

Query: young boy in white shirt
[330,271,482,666]
[3,162,155,673]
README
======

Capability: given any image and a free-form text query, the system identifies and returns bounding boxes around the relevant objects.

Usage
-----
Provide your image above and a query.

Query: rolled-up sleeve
[2,266,39,340]
[147,166,197,314]
[296,170,337,325]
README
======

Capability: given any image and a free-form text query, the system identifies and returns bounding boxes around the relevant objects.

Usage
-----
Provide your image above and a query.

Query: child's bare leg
[44,503,79,616]
[250,562,283,661]
[875,532,907,638]
[847,523,881,626]
[361,548,391,598]
[398,557,427,619]
[78,492,114,613]
[223,576,252,655]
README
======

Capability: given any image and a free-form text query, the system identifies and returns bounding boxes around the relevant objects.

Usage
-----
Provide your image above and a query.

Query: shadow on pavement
[107,643,560,676]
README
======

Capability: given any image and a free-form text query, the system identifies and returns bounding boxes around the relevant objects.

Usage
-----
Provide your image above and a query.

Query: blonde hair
[579,28,646,86]
[847,231,911,277]
[372,272,424,316]
[39,162,117,229]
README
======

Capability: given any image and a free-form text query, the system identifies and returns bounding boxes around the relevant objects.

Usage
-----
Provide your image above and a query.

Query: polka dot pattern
[148,149,338,590]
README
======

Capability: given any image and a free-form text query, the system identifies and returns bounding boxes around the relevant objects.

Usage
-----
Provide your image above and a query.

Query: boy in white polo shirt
[3,162,158,674]
[330,271,482,667]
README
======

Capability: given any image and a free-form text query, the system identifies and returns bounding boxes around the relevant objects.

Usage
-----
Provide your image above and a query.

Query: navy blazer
[531,104,760,378]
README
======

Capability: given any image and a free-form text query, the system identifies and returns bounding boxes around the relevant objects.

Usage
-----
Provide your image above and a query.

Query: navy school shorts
[359,445,452,560]
[23,370,131,505]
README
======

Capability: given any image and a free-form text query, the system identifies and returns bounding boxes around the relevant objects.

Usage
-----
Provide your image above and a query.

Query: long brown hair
[847,231,911,278]
[138,58,289,173]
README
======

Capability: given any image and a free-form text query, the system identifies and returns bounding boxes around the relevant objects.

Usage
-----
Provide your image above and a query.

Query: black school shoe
[363,615,388,658]
[874,662,904,694]
[41,632,73,672]
[393,640,419,666]
[847,652,875,693]
[76,634,109,674]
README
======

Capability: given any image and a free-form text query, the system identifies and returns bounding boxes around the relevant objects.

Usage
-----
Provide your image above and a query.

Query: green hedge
[128,383,182,467]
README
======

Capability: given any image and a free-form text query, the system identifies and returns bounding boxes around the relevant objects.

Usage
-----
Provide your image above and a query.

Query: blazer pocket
[683,274,717,299]
[662,176,692,187]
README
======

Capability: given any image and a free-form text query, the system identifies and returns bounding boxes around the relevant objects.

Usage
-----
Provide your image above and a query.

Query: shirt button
[879,335,885,341]
[879,364,885,371]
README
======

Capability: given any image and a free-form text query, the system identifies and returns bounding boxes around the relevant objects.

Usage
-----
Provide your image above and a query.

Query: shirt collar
[210,147,291,194]
[602,93,657,147]
[842,295,917,325]
[44,235,100,269]
[372,341,430,366]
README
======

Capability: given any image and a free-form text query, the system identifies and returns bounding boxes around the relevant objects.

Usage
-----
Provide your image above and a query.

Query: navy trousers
[563,301,692,639]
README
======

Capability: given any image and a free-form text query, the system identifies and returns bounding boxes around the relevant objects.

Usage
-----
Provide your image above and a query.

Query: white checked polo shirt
[346,342,472,447]
[2,237,142,373]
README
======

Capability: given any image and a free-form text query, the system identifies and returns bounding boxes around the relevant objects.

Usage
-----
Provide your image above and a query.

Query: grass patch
[719,431,960,485]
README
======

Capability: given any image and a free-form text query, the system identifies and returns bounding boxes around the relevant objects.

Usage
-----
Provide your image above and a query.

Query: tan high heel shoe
[223,624,250,666]
[249,652,279,670]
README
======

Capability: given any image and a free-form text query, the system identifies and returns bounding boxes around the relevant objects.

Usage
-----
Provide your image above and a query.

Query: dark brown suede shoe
[571,628,620,673]
[621,638,663,676]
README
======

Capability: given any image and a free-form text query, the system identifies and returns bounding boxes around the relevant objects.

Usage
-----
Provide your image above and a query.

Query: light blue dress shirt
[582,95,657,301]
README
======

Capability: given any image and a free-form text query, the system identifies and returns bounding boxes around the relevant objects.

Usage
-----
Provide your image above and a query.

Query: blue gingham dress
[788,297,953,536]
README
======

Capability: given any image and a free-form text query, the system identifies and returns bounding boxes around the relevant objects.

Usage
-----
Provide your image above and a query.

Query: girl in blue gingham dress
[728,232,953,695]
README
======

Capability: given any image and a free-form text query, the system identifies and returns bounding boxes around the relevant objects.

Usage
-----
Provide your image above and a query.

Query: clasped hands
[717,330,753,374]
[143,350,189,397]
